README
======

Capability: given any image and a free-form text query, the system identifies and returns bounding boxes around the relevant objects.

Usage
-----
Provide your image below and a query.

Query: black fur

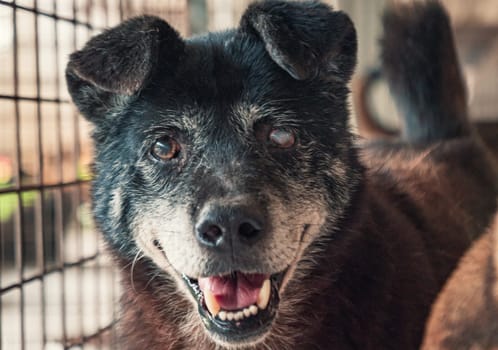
[66,16,184,123]
[241,0,356,80]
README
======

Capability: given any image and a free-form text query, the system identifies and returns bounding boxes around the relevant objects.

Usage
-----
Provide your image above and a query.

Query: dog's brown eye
[269,129,295,148]
[152,136,180,161]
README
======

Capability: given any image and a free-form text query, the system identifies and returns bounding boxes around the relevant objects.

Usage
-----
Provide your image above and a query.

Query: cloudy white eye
[151,136,180,161]
[268,129,296,149]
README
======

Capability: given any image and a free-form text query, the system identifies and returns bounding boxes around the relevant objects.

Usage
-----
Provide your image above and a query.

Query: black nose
[195,206,264,248]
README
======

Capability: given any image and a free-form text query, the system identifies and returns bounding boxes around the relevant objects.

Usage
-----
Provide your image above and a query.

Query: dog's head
[67,0,359,347]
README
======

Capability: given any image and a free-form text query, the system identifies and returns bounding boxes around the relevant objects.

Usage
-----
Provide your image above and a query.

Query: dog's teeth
[257,279,271,310]
[249,305,258,315]
[204,289,220,317]
[217,306,260,322]
[218,311,227,321]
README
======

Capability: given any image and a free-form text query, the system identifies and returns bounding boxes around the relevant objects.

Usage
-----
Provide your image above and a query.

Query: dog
[421,209,498,350]
[65,1,498,349]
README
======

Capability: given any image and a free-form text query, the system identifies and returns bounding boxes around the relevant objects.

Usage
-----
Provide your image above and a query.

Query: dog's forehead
[141,31,300,129]
[140,96,284,137]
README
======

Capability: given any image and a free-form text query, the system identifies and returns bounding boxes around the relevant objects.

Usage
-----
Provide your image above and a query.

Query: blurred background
[0,0,497,349]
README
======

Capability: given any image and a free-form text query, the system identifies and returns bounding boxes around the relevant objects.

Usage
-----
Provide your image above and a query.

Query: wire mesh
[0,1,188,349]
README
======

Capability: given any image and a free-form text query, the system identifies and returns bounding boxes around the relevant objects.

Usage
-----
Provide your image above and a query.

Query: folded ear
[66,16,185,123]
[240,0,356,81]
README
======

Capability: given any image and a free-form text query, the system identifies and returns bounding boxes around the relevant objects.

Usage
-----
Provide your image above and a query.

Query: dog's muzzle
[177,203,287,343]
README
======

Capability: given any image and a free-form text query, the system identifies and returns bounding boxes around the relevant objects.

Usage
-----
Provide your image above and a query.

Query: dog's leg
[381,2,470,143]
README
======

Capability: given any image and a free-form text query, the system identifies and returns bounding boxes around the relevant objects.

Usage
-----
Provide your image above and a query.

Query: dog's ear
[240,0,356,81]
[66,16,185,123]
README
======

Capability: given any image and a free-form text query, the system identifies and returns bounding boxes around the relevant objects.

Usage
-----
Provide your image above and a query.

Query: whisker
[130,250,145,293]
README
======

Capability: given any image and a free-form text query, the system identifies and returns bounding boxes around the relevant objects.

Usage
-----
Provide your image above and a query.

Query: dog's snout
[195,205,265,248]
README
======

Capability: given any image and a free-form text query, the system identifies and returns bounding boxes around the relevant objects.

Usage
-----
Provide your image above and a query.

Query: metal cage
[0,1,187,349]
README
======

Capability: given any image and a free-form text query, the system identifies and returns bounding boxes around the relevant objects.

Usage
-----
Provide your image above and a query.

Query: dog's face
[67,1,358,347]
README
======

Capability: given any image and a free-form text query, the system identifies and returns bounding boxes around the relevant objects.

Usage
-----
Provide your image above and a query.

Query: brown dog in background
[422,211,498,350]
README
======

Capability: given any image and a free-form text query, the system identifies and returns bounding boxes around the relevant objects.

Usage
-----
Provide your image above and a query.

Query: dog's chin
[180,269,288,346]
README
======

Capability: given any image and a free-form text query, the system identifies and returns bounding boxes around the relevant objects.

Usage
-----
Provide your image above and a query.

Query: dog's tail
[381,1,470,143]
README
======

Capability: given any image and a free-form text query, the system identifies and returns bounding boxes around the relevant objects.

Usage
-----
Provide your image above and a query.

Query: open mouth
[182,270,285,342]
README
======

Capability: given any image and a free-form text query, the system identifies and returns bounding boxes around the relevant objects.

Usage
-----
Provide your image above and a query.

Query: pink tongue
[198,273,268,311]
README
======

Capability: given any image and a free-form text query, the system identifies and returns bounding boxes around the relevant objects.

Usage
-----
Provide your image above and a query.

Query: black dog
[66,1,498,349]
